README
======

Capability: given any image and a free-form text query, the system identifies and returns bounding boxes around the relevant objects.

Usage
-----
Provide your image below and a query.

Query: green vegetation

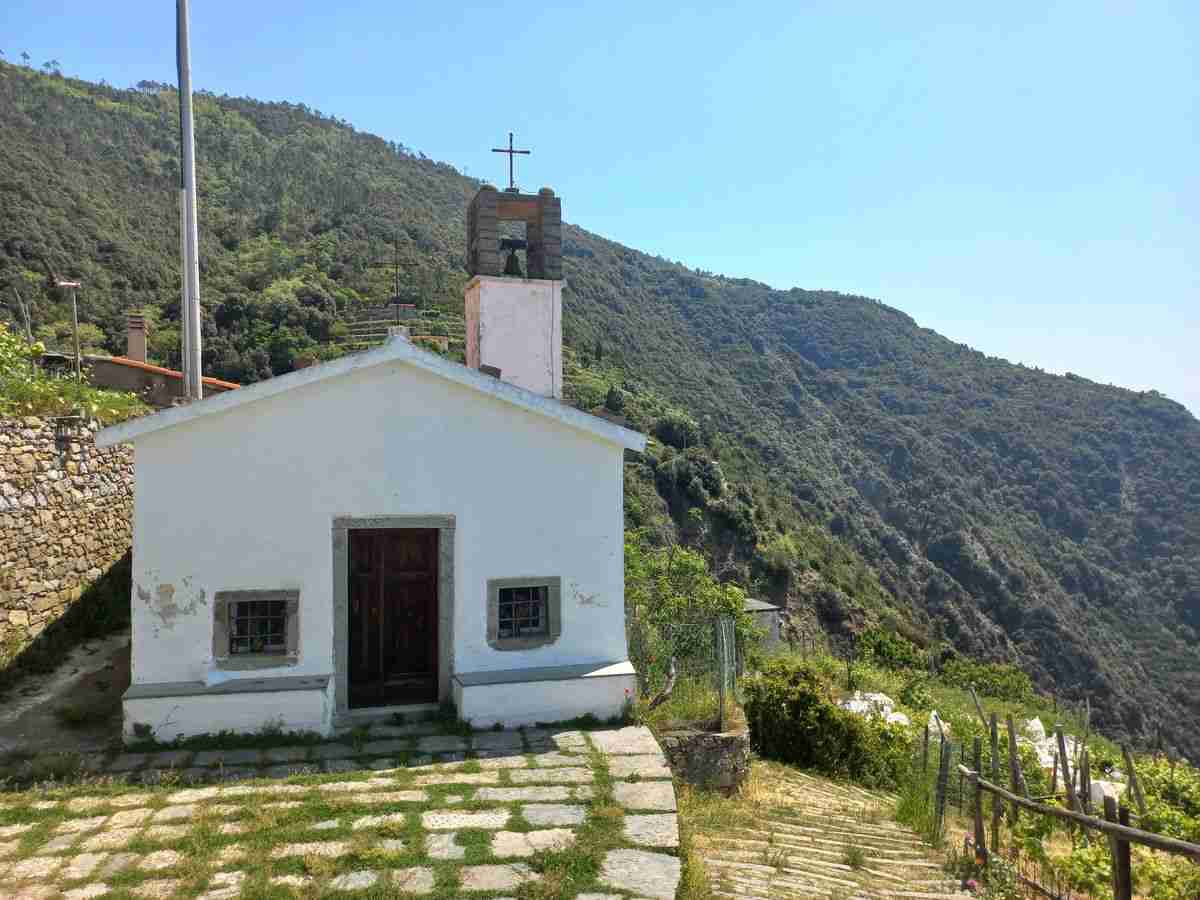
[743,658,911,789]
[0,322,145,422]
[1,58,1197,758]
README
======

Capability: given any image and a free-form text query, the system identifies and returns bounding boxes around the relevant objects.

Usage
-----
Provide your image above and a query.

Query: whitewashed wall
[126,360,628,708]
[465,276,563,398]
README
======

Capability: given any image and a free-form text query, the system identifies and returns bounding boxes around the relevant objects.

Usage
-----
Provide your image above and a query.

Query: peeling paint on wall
[572,581,607,608]
[136,579,207,636]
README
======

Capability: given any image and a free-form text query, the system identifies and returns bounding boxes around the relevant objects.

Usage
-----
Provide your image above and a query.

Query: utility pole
[55,280,82,381]
[177,0,203,400]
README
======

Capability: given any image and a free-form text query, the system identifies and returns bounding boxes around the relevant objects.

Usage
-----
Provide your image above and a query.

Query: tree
[20,51,30,67]
[42,59,61,76]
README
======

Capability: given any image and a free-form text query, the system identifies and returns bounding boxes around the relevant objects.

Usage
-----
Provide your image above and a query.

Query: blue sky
[5,1,1197,414]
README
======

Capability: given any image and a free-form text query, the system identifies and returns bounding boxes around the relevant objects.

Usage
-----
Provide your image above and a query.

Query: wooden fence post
[1050,750,1059,795]
[990,714,1001,853]
[935,739,952,838]
[1104,796,1132,900]
[1117,804,1133,900]
[972,771,985,858]
[958,742,965,815]
[1057,726,1080,813]
[1121,744,1147,817]
[973,736,984,852]
[922,723,929,775]
[1006,714,1029,828]
[1081,748,1092,815]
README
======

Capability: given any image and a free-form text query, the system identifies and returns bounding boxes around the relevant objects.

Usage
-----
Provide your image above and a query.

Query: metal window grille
[230,599,287,655]
[497,586,549,639]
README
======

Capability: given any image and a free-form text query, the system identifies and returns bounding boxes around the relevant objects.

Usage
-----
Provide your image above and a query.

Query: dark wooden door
[348,528,438,708]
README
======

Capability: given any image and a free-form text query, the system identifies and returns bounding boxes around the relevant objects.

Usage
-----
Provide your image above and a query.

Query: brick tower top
[466,185,562,280]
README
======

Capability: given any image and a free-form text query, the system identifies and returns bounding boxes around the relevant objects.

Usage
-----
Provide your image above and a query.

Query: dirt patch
[0,631,129,756]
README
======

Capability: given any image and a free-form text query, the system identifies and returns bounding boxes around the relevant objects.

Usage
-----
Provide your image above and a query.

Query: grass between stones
[0,727,680,899]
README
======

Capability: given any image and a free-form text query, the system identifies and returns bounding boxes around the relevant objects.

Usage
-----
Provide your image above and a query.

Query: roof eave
[96,337,646,452]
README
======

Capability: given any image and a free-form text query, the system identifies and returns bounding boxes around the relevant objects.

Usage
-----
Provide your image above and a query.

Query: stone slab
[607,754,672,779]
[391,867,436,893]
[509,767,592,784]
[623,814,679,847]
[613,781,677,811]
[310,743,356,760]
[416,735,468,754]
[192,749,262,767]
[263,746,310,763]
[459,863,539,891]
[426,832,465,860]
[476,786,573,803]
[362,739,410,755]
[600,848,681,900]
[472,730,523,751]
[521,803,586,826]
[491,828,575,857]
[422,809,510,830]
[589,727,661,756]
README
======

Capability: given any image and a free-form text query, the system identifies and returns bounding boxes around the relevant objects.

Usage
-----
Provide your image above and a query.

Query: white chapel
[98,183,645,740]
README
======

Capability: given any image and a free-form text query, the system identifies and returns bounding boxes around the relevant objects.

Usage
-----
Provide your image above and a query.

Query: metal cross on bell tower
[491,132,530,193]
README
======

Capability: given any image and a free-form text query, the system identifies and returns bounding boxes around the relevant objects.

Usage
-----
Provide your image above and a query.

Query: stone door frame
[332,515,455,715]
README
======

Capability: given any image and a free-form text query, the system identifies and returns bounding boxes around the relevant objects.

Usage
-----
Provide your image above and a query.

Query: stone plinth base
[453,661,635,729]
[123,675,332,742]
[660,725,751,795]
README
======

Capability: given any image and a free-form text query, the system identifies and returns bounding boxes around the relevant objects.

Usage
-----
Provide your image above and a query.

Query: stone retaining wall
[660,723,751,795]
[0,416,132,655]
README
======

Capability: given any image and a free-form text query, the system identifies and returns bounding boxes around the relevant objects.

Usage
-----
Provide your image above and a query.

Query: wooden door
[348,528,438,708]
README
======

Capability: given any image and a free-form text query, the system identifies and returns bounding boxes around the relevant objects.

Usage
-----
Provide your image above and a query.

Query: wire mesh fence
[626,612,743,731]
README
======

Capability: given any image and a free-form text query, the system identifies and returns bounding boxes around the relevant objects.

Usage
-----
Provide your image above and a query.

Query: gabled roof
[96,335,646,452]
[97,355,241,390]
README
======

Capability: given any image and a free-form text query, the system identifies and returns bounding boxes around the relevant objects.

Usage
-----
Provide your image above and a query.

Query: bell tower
[464,144,563,399]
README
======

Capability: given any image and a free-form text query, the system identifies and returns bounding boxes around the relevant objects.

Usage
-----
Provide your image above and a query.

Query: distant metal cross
[491,132,530,191]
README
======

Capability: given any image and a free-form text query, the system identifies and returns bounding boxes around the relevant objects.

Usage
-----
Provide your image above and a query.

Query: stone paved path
[695,768,969,900]
[0,724,681,899]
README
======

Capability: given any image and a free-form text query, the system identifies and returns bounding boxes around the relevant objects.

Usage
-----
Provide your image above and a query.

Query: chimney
[126,312,147,363]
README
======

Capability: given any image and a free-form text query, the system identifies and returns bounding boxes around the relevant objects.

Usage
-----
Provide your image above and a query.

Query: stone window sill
[212,653,299,672]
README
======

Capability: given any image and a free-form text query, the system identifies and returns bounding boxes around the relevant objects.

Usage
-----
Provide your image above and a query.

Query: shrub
[899,675,934,711]
[759,532,801,573]
[939,656,1034,702]
[858,626,926,669]
[651,411,700,449]
[743,658,911,789]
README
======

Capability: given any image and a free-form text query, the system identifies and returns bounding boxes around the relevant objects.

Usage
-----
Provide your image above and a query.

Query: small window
[230,598,287,656]
[213,590,300,670]
[486,577,562,650]
[497,585,550,639]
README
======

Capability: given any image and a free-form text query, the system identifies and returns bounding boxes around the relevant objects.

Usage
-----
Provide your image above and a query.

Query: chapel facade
[100,185,643,739]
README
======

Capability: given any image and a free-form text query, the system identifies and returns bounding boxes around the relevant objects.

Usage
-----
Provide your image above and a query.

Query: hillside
[1,61,1197,757]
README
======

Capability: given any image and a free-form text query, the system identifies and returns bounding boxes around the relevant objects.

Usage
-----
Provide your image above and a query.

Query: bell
[504,248,524,277]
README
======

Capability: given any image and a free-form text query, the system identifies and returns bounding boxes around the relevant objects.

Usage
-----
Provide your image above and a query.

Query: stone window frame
[212,590,300,671]
[486,576,562,651]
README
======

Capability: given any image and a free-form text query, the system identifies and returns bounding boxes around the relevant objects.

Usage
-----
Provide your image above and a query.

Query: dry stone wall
[0,416,132,654]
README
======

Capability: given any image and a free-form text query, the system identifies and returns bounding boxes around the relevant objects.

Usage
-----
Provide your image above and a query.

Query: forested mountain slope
[2,62,1197,756]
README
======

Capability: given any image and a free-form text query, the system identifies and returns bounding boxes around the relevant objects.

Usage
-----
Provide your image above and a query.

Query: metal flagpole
[55,280,83,381]
[177,0,203,400]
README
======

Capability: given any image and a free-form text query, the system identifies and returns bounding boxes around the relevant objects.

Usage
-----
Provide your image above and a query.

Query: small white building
[98,185,645,740]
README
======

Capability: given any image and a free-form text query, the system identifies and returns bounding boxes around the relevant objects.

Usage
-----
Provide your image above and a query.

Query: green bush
[651,411,700,449]
[743,658,911,789]
[939,655,1034,702]
[898,675,934,710]
[858,626,926,669]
